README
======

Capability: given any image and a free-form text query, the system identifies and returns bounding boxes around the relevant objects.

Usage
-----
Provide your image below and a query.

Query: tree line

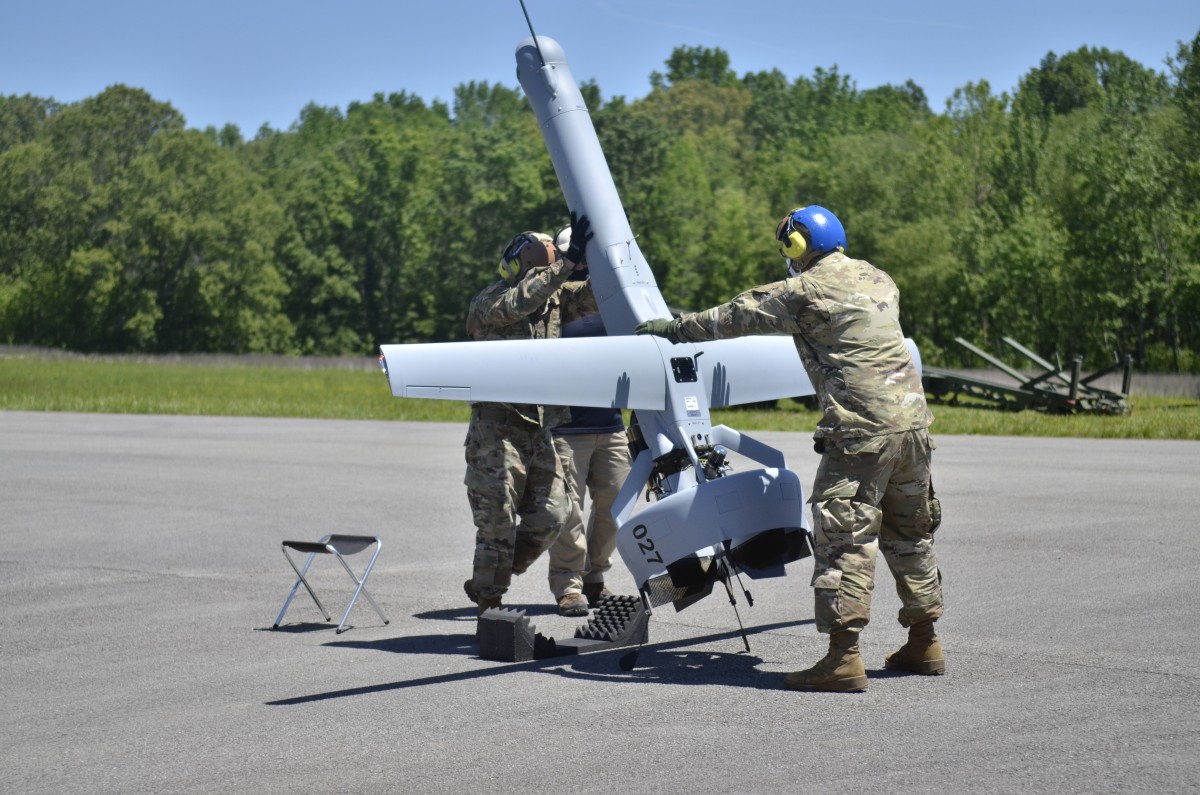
[2,31,1198,372]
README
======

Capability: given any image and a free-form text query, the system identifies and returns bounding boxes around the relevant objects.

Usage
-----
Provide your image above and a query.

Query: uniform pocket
[840,435,888,457]
[812,481,860,504]
[928,478,942,534]
[811,568,843,590]
[464,416,483,450]
[810,568,844,630]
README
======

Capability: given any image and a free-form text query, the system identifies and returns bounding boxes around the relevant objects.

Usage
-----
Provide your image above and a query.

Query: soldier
[546,224,634,608]
[463,213,597,624]
[635,205,944,692]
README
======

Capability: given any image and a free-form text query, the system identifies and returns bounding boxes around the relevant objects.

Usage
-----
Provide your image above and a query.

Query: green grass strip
[1,358,1197,439]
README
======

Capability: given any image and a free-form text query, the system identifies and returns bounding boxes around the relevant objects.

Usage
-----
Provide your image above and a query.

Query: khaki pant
[546,437,586,598]
[808,428,943,634]
[549,431,632,590]
[463,412,571,600]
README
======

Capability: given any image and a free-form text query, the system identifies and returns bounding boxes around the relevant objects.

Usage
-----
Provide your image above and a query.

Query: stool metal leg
[274,545,332,628]
[331,541,389,633]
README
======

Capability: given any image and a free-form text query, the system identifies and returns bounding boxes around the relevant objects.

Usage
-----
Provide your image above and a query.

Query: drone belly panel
[616,468,809,590]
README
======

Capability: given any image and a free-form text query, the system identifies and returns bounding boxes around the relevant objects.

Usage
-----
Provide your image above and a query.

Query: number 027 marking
[632,523,663,564]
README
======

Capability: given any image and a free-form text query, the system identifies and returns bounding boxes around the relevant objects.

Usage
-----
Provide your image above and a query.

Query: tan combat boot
[476,595,502,616]
[556,592,589,617]
[884,620,945,675]
[474,594,503,641]
[783,630,868,693]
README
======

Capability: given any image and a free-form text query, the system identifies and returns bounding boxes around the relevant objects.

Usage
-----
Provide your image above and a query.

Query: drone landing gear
[718,559,754,653]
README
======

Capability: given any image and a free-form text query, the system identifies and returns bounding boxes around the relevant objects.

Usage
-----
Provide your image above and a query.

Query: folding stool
[273,534,389,633]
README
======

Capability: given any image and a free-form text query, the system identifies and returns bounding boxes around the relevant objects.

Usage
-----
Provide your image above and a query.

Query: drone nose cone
[516,34,565,64]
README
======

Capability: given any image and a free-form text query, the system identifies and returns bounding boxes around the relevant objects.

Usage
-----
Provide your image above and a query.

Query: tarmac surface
[2,411,1198,794]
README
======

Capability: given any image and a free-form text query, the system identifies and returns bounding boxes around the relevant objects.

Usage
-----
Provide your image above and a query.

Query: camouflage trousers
[549,431,633,587]
[808,428,942,634]
[463,410,572,600]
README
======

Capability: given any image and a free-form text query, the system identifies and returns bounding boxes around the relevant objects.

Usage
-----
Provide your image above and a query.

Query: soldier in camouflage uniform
[463,213,598,622]
[547,224,633,609]
[635,205,944,692]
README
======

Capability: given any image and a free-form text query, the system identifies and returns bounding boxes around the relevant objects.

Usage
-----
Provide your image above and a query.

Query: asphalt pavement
[2,412,1198,794]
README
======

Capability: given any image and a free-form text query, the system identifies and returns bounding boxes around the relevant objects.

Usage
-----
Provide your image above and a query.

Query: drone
[379,16,919,656]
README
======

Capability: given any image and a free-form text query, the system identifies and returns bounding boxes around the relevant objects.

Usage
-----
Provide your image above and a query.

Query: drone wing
[379,334,816,410]
[380,336,666,409]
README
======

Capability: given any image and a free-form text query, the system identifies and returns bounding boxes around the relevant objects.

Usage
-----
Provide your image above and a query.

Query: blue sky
[3,1,1197,134]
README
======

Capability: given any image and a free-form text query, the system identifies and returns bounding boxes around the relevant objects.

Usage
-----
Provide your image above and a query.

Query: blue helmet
[776,205,847,262]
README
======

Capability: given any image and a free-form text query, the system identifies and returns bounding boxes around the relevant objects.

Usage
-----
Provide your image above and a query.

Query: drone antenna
[718,560,752,653]
[517,0,547,66]
[728,556,754,607]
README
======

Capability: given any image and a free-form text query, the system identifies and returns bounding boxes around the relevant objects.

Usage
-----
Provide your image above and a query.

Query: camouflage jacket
[673,252,932,441]
[466,262,599,428]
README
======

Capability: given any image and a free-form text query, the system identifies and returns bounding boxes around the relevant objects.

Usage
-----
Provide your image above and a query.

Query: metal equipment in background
[923,336,1133,415]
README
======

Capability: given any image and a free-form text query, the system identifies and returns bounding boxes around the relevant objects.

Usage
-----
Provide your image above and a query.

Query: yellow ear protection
[498,233,534,281]
[777,210,809,260]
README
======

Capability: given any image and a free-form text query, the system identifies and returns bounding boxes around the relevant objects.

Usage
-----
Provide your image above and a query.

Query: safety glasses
[503,233,534,264]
